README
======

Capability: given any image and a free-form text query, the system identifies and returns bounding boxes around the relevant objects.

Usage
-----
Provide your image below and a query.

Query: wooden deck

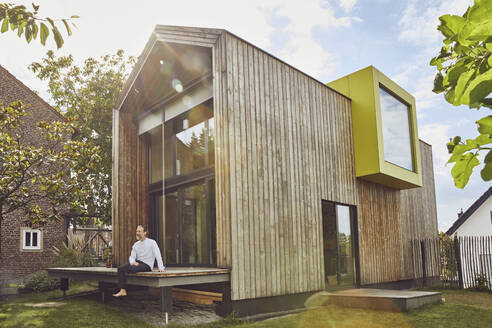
[47,267,231,313]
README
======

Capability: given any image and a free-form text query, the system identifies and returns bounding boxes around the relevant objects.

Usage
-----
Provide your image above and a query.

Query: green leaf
[52,26,63,49]
[444,63,469,87]
[453,69,475,105]
[447,141,456,153]
[448,142,476,163]
[1,17,9,33]
[433,72,445,93]
[484,149,492,164]
[438,14,466,38]
[17,22,26,37]
[46,17,55,28]
[451,152,480,188]
[481,161,492,181]
[32,22,38,39]
[71,15,80,19]
[25,25,32,43]
[462,68,492,107]
[62,19,71,36]
[477,115,492,135]
[40,22,49,46]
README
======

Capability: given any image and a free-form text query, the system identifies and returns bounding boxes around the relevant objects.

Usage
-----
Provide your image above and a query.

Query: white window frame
[21,228,42,250]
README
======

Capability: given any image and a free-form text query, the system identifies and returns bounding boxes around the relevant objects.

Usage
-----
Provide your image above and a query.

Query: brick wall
[0,65,69,283]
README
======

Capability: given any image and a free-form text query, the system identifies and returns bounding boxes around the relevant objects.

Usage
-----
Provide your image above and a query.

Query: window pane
[32,232,38,247]
[164,122,174,179]
[165,192,179,264]
[182,182,207,265]
[379,87,414,171]
[25,231,31,247]
[336,205,354,286]
[175,100,213,176]
[149,125,163,183]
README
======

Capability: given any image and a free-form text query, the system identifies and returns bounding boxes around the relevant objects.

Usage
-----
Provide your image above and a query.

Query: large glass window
[165,98,214,179]
[379,86,414,171]
[148,97,215,266]
[148,98,214,183]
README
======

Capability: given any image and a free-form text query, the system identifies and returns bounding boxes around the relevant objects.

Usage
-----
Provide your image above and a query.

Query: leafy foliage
[430,0,492,188]
[52,243,96,268]
[0,3,77,48]
[24,270,60,292]
[29,50,136,224]
[0,101,102,228]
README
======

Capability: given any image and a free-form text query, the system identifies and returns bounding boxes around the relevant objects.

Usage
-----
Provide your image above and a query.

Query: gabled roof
[446,186,492,235]
[114,25,224,112]
[0,65,68,122]
[115,24,350,113]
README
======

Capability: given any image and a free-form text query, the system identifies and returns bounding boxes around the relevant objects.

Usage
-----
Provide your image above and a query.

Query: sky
[0,0,489,231]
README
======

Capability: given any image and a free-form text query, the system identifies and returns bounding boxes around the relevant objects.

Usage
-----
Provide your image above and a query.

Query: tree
[0,101,102,251]
[430,0,492,188]
[0,3,77,48]
[29,50,137,224]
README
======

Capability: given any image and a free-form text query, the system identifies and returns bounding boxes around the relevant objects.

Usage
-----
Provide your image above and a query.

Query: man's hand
[131,262,139,266]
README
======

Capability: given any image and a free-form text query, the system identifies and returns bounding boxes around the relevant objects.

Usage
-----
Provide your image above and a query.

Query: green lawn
[0,282,156,328]
[1,285,491,328]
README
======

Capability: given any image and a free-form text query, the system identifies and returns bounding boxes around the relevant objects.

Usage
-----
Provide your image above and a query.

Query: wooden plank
[226,32,239,299]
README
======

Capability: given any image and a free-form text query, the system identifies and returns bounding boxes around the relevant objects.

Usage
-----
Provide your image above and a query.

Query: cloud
[262,0,362,80]
[397,0,470,46]
[339,0,358,12]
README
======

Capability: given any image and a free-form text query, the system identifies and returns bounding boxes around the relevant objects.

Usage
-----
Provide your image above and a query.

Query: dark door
[322,200,358,288]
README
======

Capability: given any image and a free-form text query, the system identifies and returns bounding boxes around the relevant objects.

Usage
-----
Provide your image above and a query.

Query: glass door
[322,201,358,288]
[149,178,216,267]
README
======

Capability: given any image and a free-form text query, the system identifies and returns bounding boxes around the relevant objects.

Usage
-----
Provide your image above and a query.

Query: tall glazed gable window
[379,86,414,171]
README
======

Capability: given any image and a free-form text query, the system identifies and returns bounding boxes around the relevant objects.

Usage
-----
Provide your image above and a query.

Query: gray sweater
[128,238,165,270]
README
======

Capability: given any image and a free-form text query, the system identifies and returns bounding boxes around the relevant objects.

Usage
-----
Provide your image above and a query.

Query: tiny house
[111,25,438,315]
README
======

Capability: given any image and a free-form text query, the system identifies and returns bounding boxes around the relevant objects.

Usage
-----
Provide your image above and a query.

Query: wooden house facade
[112,25,438,314]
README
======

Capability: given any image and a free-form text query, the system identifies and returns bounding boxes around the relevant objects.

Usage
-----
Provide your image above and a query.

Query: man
[112,225,165,297]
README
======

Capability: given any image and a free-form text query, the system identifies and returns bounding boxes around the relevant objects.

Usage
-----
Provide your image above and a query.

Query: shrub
[52,242,96,267]
[24,271,60,292]
[468,273,491,292]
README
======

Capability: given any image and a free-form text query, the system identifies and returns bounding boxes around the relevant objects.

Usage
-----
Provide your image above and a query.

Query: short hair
[137,225,148,232]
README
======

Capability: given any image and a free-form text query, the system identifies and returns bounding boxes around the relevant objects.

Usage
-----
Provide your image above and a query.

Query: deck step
[324,288,442,312]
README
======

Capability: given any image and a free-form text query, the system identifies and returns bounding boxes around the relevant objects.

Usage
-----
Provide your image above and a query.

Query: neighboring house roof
[0,65,68,122]
[446,186,492,235]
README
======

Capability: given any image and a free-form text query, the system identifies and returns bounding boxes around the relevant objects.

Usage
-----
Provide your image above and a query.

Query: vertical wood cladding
[357,142,438,285]
[112,111,149,266]
[217,32,357,300]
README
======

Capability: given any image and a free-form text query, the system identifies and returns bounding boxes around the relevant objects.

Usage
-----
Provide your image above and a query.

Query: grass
[1,285,491,328]
[0,281,157,328]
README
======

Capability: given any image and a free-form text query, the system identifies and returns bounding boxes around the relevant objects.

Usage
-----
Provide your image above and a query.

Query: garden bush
[24,271,60,292]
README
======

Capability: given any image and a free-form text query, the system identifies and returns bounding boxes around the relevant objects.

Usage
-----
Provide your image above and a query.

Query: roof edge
[0,65,68,122]
[446,186,492,235]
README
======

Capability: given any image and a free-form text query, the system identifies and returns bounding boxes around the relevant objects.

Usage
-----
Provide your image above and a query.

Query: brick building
[0,65,69,284]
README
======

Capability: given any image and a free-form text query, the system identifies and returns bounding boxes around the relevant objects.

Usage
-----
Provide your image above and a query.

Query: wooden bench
[47,267,231,313]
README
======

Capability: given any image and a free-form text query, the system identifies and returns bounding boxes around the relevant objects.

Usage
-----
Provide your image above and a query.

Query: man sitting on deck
[112,225,165,297]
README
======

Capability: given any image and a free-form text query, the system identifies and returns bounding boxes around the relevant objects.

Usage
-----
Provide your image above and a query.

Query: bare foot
[112,289,127,297]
